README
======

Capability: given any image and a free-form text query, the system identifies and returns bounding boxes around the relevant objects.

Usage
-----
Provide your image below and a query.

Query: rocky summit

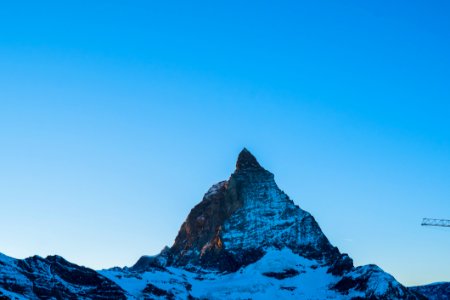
[0,149,447,299]
[134,148,350,274]
[0,253,126,299]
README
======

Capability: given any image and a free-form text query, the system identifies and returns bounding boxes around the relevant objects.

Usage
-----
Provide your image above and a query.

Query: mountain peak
[0,148,429,300]
[236,148,261,170]
[161,147,346,273]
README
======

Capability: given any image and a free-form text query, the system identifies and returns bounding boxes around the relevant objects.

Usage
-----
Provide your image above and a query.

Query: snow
[188,248,341,299]
[0,287,28,300]
[0,253,16,265]
[0,252,120,299]
[222,171,328,254]
[98,166,416,299]
[0,153,424,299]
[0,254,34,298]
[338,264,410,299]
[410,282,450,300]
[204,181,227,198]
[101,248,365,300]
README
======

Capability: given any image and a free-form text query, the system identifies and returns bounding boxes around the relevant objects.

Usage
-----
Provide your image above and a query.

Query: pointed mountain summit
[127,149,427,299]
[135,149,350,273]
[235,148,262,170]
[0,149,434,299]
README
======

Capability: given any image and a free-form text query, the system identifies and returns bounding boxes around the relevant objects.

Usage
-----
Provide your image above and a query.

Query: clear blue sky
[0,0,449,286]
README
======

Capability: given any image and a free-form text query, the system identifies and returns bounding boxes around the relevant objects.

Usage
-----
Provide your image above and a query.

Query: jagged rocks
[328,253,354,276]
[127,148,427,299]
[158,148,343,272]
[0,148,442,299]
[142,283,175,299]
[332,265,427,300]
[262,268,301,279]
[410,282,450,300]
[0,253,126,300]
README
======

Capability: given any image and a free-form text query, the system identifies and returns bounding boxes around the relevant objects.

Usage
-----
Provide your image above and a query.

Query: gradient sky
[1,0,449,286]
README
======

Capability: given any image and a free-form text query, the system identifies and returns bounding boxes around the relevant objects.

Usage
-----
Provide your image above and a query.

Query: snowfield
[100,248,408,299]
[0,149,443,299]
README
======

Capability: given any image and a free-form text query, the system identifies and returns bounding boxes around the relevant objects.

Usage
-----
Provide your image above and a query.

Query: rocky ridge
[126,149,428,299]
[134,148,350,275]
[0,149,448,299]
[410,283,450,300]
[0,253,126,299]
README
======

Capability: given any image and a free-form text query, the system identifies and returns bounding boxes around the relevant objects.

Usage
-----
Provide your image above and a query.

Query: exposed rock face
[410,282,450,300]
[160,148,347,273]
[333,265,427,300]
[0,253,126,299]
[0,148,443,299]
[102,247,429,300]
[126,149,427,299]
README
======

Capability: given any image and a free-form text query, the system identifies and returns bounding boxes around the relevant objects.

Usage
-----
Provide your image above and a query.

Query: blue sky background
[0,0,449,286]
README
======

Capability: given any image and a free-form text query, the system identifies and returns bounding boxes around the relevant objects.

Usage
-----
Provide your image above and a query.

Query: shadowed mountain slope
[1,149,444,299]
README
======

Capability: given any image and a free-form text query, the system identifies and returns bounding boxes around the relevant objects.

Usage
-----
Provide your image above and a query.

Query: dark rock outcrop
[128,148,427,299]
[0,148,440,299]
[262,268,301,279]
[0,253,126,299]
[410,282,450,300]
[332,265,427,300]
[138,148,344,273]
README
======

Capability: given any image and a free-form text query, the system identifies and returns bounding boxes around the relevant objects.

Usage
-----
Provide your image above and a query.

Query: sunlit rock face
[126,149,427,300]
[0,149,436,299]
[165,148,344,272]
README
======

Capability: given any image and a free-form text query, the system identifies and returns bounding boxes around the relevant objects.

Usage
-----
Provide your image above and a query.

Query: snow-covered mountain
[0,149,447,299]
[410,283,450,300]
[0,253,126,299]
